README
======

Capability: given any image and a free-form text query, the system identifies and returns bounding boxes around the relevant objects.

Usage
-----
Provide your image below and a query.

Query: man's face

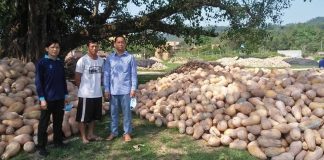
[114,37,126,53]
[46,43,60,57]
[88,42,99,55]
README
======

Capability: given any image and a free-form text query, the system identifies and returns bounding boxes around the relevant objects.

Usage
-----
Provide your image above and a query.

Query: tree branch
[146,21,218,37]
[60,0,287,56]
[94,0,118,23]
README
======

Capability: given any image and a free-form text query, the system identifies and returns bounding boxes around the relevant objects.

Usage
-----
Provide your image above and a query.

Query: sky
[127,0,324,26]
[281,0,324,25]
[207,0,324,26]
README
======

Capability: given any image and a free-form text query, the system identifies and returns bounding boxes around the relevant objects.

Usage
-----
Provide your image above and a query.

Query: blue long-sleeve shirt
[35,55,68,101]
[319,59,324,68]
[104,51,137,95]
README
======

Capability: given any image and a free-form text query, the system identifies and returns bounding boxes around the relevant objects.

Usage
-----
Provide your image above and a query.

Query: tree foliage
[0,0,293,62]
[263,19,324,54]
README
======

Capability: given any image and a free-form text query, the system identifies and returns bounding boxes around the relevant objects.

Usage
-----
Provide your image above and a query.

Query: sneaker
[38,148,49,157]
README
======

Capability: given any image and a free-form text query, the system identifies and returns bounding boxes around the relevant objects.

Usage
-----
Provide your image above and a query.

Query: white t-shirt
[76,54,104,98]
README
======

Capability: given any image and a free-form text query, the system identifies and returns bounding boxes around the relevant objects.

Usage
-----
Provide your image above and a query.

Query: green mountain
[165,25,227,41]
[306,17,324,24]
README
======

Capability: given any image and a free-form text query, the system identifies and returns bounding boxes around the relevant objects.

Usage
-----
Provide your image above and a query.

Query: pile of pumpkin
[135,61,324,160]
[0,58,109,159]
[167,60,223,75]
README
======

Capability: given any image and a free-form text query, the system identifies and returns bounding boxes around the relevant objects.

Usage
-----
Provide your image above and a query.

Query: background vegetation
[117,17,324,60]
[0,0,294,62]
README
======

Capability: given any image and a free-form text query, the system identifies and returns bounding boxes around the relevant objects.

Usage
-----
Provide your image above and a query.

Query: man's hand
[105,92,111,101]
[130,90,136,98]
[64,99,69,105]
[75,72,82,87]
[40,100,47,110]
[64,95,70,104]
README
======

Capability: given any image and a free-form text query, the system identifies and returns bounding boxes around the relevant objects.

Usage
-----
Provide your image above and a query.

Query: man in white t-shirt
[75,39,104,144]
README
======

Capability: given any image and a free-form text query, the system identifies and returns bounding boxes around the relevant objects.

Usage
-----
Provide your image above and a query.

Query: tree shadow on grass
[12,114,256,160]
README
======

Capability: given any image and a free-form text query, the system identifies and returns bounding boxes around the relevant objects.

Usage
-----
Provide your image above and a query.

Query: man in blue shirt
[104,36,137,142]
[35,39,68,156]
[319,58,324,69]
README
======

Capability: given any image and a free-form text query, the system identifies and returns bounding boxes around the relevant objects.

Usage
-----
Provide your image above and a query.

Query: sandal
[123,134,132,142]
[106,134,116,141]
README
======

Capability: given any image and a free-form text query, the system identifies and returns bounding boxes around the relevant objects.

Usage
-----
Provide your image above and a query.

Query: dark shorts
[76,97,102,123]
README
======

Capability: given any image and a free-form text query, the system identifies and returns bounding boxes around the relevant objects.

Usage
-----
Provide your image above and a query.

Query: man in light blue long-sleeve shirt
[104,36,137,142]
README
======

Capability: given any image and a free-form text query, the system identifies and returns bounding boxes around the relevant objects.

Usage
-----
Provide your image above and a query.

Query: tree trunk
[0,0,28,61]
[26,0,47,63]
[0,0,54,63]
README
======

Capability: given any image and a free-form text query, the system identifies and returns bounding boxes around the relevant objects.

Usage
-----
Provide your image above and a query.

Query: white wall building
[277,50,302,58]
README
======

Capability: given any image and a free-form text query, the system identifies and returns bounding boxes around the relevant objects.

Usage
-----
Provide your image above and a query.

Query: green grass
[13,116,257,160]
[12,70,257,160]
[138,74,163,84]
[136,61,181,74]
[172,50,280,62]
[290,64,318,69]
[162,62,182,72]
[137,62,181,73]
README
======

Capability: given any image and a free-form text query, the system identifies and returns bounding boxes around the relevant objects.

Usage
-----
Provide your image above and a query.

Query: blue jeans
[110,94,132,136]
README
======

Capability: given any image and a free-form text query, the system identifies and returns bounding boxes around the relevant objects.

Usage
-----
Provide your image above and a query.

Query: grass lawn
[162,62,182,73]
[8,56,320,160]
[137,74,164,84]
[12,74,257,160]
[137,62,181,74]
[290,64,318,69]
[13,115,256,160]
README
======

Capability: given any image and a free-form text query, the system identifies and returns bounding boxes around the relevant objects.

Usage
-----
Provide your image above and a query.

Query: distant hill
[165,25,227,41]
[166,17,324,41]
[204,26,228,33]
[306,17,324,24]
[165,34,183,41]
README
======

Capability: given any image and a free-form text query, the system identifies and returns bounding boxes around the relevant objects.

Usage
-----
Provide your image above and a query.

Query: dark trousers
[37,99,64,148]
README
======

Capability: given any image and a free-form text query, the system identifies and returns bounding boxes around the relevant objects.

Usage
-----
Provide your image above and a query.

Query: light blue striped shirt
[104,51,137,95]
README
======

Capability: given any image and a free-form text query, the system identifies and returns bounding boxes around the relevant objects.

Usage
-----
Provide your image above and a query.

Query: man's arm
[35,61,45,100]
[104,56,111,100]
[35,60,47,109]
[62,60,69,101]
[130,55,137,97]
[74,72,82,87]
[75,57,84,88]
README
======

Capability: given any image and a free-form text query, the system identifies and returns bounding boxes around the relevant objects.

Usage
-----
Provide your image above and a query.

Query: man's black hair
[45,39,60,47]
[114,36,126,42]
[87,39,98,46]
